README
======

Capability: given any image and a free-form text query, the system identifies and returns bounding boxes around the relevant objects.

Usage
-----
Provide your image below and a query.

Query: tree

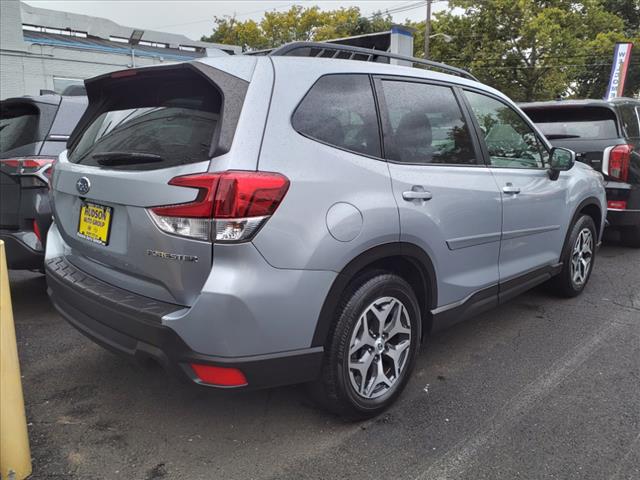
[202,1,637,99]
[201,6,393,52]
[420,0,637,101]
[574,0,639,98]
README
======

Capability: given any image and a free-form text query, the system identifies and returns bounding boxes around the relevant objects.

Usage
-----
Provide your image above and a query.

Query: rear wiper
[92,152,164,166]
[544,134,581,140]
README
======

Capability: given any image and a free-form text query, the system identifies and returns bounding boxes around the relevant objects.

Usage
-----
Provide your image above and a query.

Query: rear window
[68,69,224,170]
[292,74,381,158]
[0,103,40,153]
[525,106,619,140]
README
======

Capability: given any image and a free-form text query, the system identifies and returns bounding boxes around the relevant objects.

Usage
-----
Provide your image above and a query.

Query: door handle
[503,183,521,195]
[402,189,433,201]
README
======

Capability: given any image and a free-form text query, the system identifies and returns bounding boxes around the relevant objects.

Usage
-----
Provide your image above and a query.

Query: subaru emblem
[76,177,91,195]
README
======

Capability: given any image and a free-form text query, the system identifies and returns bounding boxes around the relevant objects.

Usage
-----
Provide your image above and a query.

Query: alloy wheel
[347,296,412,399]
[571,227,593,287]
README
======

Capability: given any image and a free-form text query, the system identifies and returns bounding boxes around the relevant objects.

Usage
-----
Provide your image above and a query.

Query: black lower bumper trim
[0,232,43,270]
[46,257,324,389]
[606,209,640,227]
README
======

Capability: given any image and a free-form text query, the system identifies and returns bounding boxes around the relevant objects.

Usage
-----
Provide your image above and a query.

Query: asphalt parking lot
[9,238,640,480]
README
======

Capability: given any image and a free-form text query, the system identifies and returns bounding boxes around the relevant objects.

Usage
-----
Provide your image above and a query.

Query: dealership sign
[605,42,633,100]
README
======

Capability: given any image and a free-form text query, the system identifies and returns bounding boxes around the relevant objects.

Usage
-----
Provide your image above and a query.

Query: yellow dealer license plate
[77,202,113,246]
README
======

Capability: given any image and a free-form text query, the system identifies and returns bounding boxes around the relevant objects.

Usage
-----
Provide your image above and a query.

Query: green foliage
[201,6,393,51]
[422,0,638,100]
[201,1,638,100]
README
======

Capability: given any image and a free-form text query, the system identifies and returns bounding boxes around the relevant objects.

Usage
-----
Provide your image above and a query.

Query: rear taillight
[33,219,42,243]
[607,200,627,210]
[149,171,289,242]
[608,145,632,182]
[0,157,55,187]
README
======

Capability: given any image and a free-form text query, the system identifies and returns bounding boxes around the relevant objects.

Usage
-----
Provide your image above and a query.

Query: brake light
[149,171,289,242]
[111,69,137,79]
[0,157,55,186]
[608,144,632,182]
[607,200,627,210]
[190,364,248,387]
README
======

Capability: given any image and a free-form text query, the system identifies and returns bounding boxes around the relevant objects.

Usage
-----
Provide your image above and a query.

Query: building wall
[1,0,236,100]
[1,42,168,99]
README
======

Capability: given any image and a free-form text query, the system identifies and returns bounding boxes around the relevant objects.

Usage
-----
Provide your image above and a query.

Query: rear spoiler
[67,62,249,158]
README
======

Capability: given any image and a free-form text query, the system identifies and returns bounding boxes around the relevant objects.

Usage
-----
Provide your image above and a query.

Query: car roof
[520,97,640,110]
[265,56,509,101]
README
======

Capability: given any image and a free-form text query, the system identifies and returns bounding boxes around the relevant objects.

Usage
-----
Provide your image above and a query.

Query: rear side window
[292,75,381,157]
[0,103,40,153]
[619,105,640,138]
[68,67,237,170]
[379,80,477,165]
[525,106,619,140]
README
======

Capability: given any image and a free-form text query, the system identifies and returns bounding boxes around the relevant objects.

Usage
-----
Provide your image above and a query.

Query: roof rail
[248,41,478,82]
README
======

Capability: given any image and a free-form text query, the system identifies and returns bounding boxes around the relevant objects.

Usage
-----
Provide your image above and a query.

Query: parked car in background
[521,98,640,247]
[46,43,605,418]
[0,93,87,269]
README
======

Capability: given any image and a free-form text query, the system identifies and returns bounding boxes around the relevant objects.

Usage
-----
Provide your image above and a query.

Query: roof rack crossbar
[260,41,478,81]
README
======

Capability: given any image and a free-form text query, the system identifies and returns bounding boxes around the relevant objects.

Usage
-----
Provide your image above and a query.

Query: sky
[22,0,451,41]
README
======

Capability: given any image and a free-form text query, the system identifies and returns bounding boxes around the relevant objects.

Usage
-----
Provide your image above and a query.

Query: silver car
[46,43,606,418]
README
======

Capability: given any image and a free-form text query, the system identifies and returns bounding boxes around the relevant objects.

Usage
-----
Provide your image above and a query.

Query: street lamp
[128,29,144,68]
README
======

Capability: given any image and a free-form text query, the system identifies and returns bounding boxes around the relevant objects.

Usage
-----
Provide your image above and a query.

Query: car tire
[620,225,640,248]
[308,271,421,420]
[549,215,597,298]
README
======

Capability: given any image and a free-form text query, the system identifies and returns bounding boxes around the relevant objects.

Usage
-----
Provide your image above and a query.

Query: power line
[155,1,439,31]
[371,0,449,19]
[154,2,297,29]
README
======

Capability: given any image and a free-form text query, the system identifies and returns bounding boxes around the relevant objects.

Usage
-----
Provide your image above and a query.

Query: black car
[0,93,87,269]
[521,98,640,247]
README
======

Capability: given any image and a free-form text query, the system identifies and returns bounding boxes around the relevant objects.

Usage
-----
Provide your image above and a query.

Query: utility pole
[424,0,432,59]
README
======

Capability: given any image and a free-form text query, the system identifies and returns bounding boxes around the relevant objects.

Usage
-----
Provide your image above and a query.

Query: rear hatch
[523,105,621,172]
[1,98,58,229]
[51,62,250,306]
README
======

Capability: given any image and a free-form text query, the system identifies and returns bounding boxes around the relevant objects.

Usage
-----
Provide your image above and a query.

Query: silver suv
[46,43,606,418]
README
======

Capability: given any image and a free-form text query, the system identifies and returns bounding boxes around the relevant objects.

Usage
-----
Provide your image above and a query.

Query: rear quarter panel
[253,59,399,272]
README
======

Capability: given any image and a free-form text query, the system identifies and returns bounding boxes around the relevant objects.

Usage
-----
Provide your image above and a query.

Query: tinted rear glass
[619,105,640,138]
[380,80,477,165]
[525,106,618,140]
[68,70,221,170]
[0,103,40,153]
[292,74,381,157]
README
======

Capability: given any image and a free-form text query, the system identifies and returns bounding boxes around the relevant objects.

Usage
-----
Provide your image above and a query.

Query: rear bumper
[0,230,43,270]
[46,256,324,389]
[606,209,640,227]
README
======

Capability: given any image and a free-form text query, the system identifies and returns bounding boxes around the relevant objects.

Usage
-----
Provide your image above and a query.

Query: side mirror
[548,147,575,180]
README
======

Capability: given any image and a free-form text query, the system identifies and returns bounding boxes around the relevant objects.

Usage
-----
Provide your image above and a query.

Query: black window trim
[372,74,486,168]
[290,72,387,162]
[460,86,551,170]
